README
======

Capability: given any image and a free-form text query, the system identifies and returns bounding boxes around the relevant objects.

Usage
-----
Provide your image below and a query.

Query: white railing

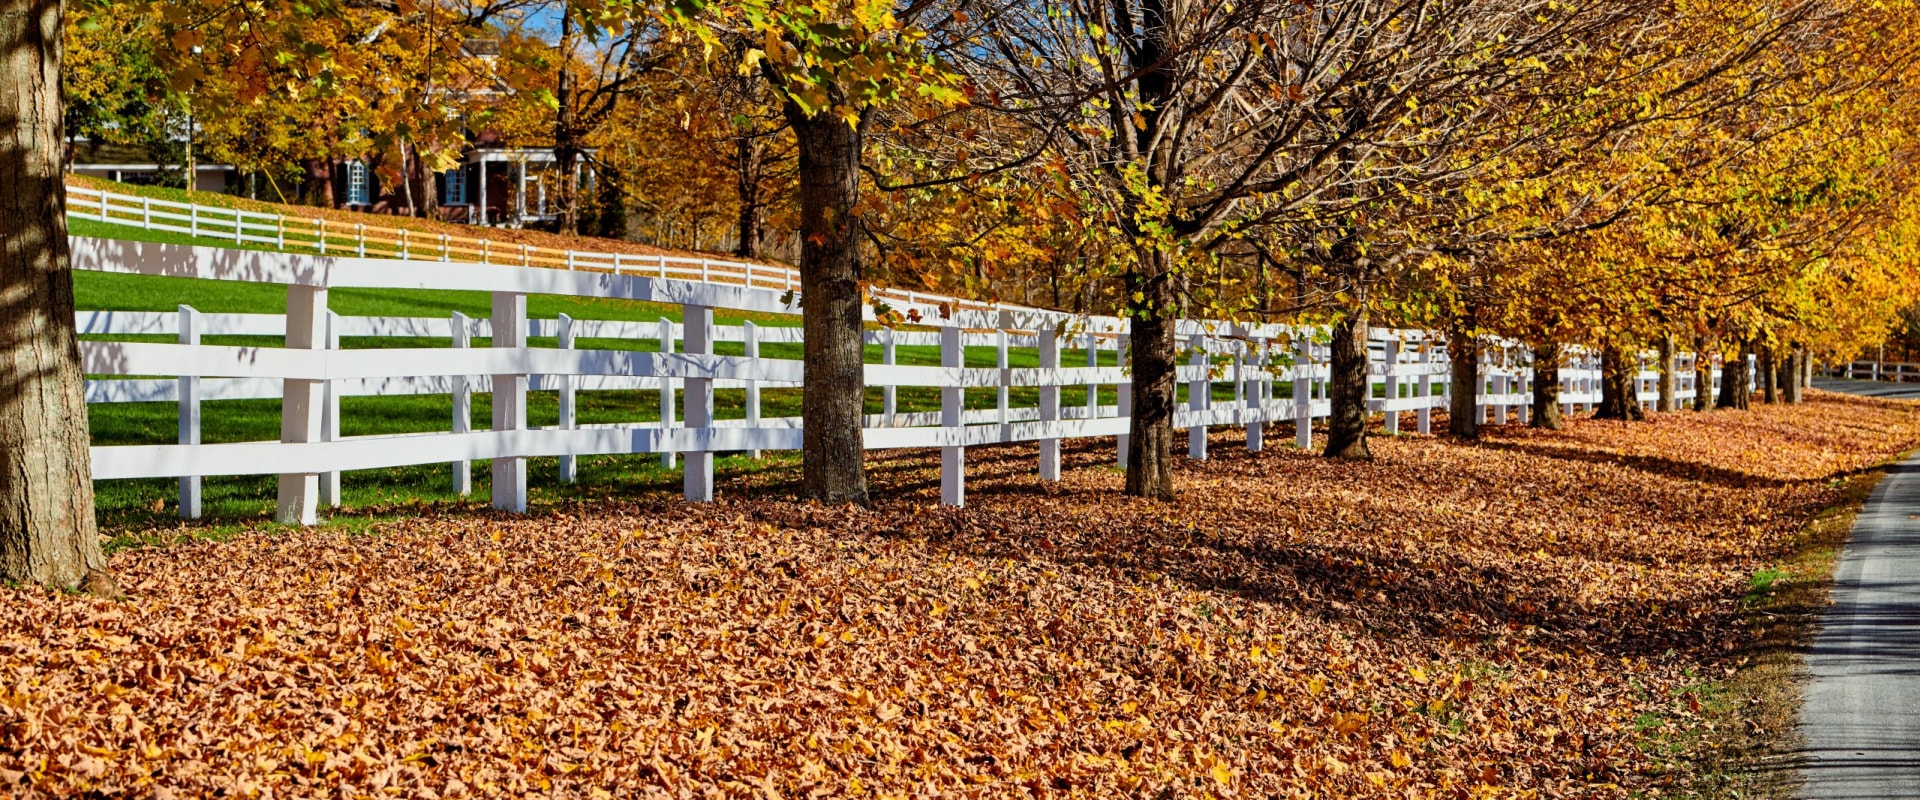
[74,238,1710,522]
[65,184,991,318]
[1830,361,1920,382]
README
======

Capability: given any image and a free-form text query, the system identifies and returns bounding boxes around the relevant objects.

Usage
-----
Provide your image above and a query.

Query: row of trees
[4,0,1919,590]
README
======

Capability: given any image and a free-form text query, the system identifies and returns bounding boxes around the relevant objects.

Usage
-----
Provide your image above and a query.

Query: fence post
[1189,333,1209,460]
[400,229,411,260]
[558,313,577,484]
[275,284,329,525]
[941,325,965,506]
[142,197,151,228]
[320,311,341,507]
[1039,323,1061,480]
[1117,333,1131,466]
[744,320,762,459]
[1085,331,1100,422]
[491,292,528,512]
[190,204,199,238]
[356,224,366,257]
[883,327,898,425]
[658,317,678,469]
[613,254,624,275]
[683,305,715,501]
[177,305,202,520]
[441,234,451,263]
[1480,349,1496,425]
[658,256,668,280]
[1417,340,1435,434]
[233,210,243,244]
[701,259,712,282]
[1517,353,1532,425]
[1382,338,1402,435]
[277,216,286,250]
[1247,335,1265,452]
[317,218,328,255]
[451,311,472,496]
[1295,335,1314,449]
[997,316,1013,446]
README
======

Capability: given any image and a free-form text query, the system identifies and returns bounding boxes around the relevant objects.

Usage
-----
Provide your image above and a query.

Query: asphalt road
[1814,379,1920,401]
[1799,388,1920,800]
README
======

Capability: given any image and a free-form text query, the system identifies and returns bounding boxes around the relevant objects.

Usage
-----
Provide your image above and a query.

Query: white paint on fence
[70,237,1708,519]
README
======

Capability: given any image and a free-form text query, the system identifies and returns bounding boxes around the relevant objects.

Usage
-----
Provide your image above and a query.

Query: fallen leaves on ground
[5,392,1918,798]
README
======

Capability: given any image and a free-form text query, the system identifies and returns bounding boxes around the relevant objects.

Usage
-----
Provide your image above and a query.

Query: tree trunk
[1717,343,1751,410]
[0,0,115,594]
[733,136,763,259]
[1323,306,1372,459]
[1531,340,1565,430]
[301,158,335,208]
[1693,337,1713,412]
[1656,333,1677,412]
[1124,249,1178,500]
[554,13,580,235]
[1595,344,1645,420]
[786,106,869,504]
[1448,329,1481,439]
[1760,346,1778,403]
[1783,348,1805,404]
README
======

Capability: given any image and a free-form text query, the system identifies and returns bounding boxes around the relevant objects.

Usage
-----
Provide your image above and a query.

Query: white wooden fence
[1829,361,1920,382]
[67,184,972,317]
[74,237,1706,523]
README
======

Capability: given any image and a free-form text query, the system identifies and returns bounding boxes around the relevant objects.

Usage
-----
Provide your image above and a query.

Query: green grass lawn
[74,216,1377,528]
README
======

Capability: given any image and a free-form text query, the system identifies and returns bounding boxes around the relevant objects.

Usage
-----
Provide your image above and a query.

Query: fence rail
[1829,361,1920,383]
[74,237,1724,524]
[66,184,989,316]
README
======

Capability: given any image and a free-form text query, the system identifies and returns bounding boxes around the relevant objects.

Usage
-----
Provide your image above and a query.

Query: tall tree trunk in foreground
[1448,328,1481,439]
[1124,250,1178,500]
[1324,306,1372,459]
[1717,343,1752,410]
[787,106,869,504]
[1594,344,1644,420]
[1656,333,1677,412]
[1531,340,1565,430]
[1693,337,1713,412]
[0,0,116,594]
[1760,346,1779,403]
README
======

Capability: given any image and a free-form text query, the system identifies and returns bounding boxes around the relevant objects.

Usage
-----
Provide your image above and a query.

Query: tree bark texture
[1759,346,1778,403]
[734,136,763,259]
[1717,343,1752,410]
[1777,348,1802,403]
[1124,250,1178,500]
[1447,329,1481,439]
[1531,341,1565,430]
[787,107,869,504]
[1656,333,1677,412]
[1692,337,1713,412]
[1323,306,1372,459]
[0,0,113,592]
[1594,344,1644,420]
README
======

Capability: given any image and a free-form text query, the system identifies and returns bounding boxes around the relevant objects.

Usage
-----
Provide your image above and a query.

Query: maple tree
[1,0,116,594]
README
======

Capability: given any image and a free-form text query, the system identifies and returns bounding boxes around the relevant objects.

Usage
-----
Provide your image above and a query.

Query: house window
[345,161,370,206]
[443,168,467,205]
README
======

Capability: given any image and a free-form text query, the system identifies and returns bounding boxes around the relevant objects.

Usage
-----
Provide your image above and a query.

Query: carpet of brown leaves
[6,393,1919,799]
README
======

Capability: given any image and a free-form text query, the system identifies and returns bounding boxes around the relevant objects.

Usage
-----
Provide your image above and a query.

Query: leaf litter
[4,392,1918,798]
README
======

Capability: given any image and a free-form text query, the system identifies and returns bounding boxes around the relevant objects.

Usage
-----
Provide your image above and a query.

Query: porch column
[477,158,489,227]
